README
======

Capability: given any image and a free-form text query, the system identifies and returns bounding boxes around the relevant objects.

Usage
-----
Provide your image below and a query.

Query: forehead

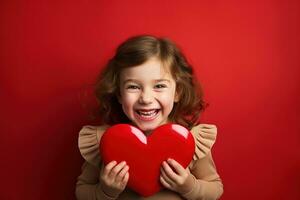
[120,57,173,81]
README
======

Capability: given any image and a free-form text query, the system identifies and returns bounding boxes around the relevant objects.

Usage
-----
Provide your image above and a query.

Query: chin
[135,122,164,134]
[138,124,155,132]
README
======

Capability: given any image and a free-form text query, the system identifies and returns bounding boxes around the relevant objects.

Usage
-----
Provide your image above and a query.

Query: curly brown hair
[94,35,208,129]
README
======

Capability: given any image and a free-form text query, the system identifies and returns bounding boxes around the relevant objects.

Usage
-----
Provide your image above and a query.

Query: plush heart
[99,123,195,197]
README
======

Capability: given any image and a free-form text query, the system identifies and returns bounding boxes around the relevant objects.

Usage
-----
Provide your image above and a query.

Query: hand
[160,158,195,195]
[100,160,129,198]
[199,124,217,136]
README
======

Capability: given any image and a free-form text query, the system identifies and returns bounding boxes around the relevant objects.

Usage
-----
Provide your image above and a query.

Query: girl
[76,35,223,200]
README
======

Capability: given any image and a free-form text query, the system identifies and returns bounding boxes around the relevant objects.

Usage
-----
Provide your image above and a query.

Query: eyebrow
[123,79,171,84]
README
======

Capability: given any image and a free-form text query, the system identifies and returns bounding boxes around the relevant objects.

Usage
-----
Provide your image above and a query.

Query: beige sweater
[76,125,223,200]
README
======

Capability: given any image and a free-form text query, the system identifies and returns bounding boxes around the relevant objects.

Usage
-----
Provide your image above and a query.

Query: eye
[154,84,167,89]
[126,85,140,90]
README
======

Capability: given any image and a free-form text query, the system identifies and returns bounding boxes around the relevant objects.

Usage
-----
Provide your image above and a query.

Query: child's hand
[160,158,195,195]
[100,161,129,198]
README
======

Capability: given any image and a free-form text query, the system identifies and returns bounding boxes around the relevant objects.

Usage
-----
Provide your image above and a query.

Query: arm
[185,124,223,200]
[76,125,129,200]
[76,162,117,200]
[181,152,223,200]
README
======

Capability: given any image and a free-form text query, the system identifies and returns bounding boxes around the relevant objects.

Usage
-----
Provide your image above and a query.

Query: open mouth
[135,109,160,121]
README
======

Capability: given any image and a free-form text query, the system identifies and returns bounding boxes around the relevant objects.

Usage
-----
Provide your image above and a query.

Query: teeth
[135,109,159,121]
[138,110,156,116]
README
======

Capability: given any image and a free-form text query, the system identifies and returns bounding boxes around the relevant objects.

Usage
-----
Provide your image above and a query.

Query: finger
[121,172,129,185]
[115,165,129,182]
[103,161,117,177]
[160,175,172,190]
[167,158,186,176]
[160,166,174,186]
[109,161,126,178]
[162,161,179,182]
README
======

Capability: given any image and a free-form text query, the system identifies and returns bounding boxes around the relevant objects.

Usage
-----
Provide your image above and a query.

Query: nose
[138,88,154,104]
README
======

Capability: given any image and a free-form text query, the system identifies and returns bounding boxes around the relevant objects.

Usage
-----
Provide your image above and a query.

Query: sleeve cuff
[96,183,118,200]
[181,174,199,199]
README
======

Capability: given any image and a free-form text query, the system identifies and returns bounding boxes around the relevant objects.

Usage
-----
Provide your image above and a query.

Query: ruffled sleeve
[190,124,217,161]
[78,125,109,167]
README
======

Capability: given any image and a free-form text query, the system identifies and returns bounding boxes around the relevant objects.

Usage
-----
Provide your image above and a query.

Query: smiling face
[118,57,179,135]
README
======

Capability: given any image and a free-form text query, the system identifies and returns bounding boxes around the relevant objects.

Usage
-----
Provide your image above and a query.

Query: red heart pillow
[99,123,195,197]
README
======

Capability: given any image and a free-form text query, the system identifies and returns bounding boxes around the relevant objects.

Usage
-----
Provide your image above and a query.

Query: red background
[1,0,299,199]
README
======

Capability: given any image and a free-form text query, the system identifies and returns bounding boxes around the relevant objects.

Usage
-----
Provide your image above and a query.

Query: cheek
[120,93,138,107]
[120,96,134,116]
[159,91,176,107]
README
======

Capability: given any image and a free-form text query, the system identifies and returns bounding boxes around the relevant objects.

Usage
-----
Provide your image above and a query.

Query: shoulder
[190,124,218,161]
[78,125,110,167]
[79,125,109,143]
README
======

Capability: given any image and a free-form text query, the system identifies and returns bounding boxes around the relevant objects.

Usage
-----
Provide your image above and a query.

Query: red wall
[1,1,299,199]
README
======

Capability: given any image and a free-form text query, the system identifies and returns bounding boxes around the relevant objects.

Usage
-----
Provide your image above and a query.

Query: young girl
[76,35,223,200]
